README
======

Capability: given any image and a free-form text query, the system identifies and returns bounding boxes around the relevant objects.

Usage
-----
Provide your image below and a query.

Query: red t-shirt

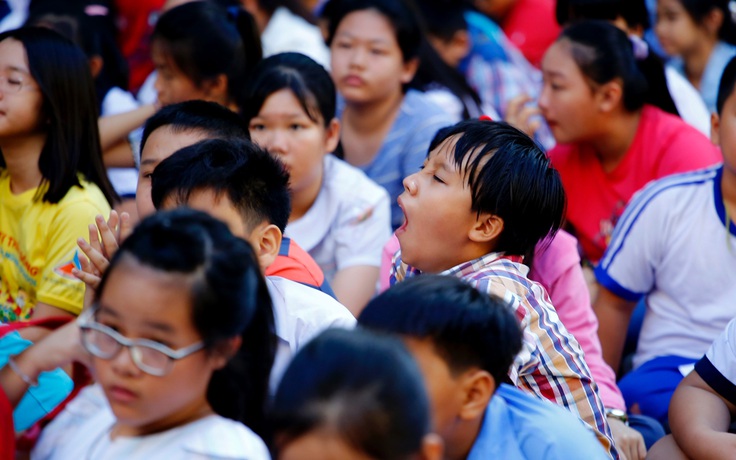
[114,0,165,93]
[501,0,560,68]
[549,105,722,263]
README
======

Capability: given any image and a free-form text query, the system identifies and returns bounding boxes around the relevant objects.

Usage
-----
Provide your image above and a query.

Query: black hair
[674,0,736,45]
[151,1,263,109]
[716,56,736,114]
[0,27,117,205]
[27,7,130,111]
[358,275,523,386]
[140,100,250,153]
[271,328,431,460]
[245,52,336,127]
[429,120,565,256]
[97,208,276,437]
[323,0,423,62]
[150,138,292,233]
[556,0,650,29]
[256,0,317,24]
[413,0,484,119]
[558,20,678,115]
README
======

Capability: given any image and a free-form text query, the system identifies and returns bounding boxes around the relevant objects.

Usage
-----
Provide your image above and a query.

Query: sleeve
[36,198,109,315]
[695,317,736,406]
[334,187,392,271]
[594,184,666,302]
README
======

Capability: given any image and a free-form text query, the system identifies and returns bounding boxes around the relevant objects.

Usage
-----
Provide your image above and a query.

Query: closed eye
[432,175,445,184]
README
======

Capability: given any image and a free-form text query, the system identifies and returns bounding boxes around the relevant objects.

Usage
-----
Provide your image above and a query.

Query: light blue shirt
[345,90,454,229]
[468,384,609,460]
[671,41,736,114]
[0,331,73,431]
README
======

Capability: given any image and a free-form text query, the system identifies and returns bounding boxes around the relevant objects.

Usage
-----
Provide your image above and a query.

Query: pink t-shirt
[549,105,721,263]
[501,0,560,68]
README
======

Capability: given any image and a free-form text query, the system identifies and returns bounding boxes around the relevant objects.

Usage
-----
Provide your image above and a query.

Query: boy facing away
[359,275,608,460]
[390,120,616,457]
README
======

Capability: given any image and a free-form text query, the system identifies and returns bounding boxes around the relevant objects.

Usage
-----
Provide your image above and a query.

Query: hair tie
[629,35,649,61]
[227,5,241,22]
[479,115,494,121]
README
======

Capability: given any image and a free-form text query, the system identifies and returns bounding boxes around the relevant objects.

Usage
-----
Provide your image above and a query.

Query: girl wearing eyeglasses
[0,27,117,328]
[2,209,274,459]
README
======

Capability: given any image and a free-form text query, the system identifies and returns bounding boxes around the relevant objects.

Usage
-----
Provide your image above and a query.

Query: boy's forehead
[140,126,210,163]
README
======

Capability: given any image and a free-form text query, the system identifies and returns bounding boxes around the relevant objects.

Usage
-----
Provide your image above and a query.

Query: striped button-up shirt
[392,251,618,459]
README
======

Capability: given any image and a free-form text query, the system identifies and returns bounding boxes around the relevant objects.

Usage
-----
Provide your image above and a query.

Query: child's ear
[203,74,229,105]
[711,112,721,145]
[210,336,242,370]
[704,7,725,37]
[458,369,495,421]
[324,117,341,153]
[596,80,623,113]
[469,213,504,244]
[400,57,420,85]
[250,223,283,271]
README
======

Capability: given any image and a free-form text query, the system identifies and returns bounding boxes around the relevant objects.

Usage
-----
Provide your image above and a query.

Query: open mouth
[396,198,409,233]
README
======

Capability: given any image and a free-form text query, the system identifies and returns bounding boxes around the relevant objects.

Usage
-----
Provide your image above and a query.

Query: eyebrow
[4,65,29,74]
[334,31,390,45]
[543,70,566,78]
[140,158,160,167]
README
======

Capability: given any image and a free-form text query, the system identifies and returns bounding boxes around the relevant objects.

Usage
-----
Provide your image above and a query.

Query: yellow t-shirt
[0,171,111,321]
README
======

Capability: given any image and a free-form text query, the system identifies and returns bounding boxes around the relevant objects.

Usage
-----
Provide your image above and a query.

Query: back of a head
[717,56,736,114]
[245,52,336,126]
[558,20,652,113]
[429,119,565,256]
[271,328,432,460]
[152,1,262,107]
[557,0,650,30]
[99,208,276,436]
[358,275,523,387]
[414,0,468,42]
[141,100,250,151]
[150,138,292,233]
[0,26,117,206]
[322,0,423,62]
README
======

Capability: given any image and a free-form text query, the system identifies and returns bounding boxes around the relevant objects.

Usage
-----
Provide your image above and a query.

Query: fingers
[96,215,120,260]
[118,211,133,243]
[71,265,101,290]
[504,94,542,137]
[77,237,109,278]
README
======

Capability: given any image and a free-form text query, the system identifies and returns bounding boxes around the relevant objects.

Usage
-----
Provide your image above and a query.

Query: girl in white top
[245,52,391,316]
[16,209,274,459]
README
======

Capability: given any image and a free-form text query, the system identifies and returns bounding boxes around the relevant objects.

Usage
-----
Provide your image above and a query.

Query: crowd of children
[0,0,735,459]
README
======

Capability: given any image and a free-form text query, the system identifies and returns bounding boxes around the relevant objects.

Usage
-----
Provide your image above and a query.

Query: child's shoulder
[323,155,388,205]
[180,415,270,459]
[398,90,455,130]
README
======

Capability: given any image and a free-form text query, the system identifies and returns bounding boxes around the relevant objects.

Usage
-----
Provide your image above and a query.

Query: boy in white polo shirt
[594,56,736,427]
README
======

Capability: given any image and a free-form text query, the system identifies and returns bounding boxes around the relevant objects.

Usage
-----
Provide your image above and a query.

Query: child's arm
[331,266,379,317]
[98,104,157,151]
[669,370,736,459]
[593,286,637,373]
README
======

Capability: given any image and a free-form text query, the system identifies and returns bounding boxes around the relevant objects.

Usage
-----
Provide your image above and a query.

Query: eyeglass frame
[77,307,206,377]
[0,74,36,94]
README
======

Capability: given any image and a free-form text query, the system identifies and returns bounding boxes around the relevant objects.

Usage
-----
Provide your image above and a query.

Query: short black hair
[271,328,431,459]
[323,0,423,62]
[717,56,736,114]
[150,138,292,232]
[430,120,565,256]
[141,100,250,152]
[358,275,523,387]
[556,0,650,29]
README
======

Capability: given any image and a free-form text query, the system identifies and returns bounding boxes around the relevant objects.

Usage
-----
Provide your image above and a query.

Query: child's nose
[110,346,142,377]
[403,174,418,195]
